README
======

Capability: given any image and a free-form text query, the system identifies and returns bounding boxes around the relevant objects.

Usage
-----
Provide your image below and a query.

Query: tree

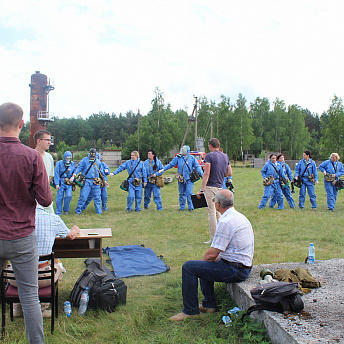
[321,95,344,158]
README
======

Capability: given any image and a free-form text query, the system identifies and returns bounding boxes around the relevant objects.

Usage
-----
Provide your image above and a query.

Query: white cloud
[0,0,344,123]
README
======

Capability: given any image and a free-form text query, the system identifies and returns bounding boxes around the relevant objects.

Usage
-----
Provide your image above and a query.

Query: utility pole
[210,114,213,138]
[194,96,198,150]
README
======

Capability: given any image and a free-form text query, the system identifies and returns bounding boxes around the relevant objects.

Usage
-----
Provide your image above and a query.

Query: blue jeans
[269,184,295,208]
[324,180,337,210]
[181,259,251,315]
[0,232,44,344]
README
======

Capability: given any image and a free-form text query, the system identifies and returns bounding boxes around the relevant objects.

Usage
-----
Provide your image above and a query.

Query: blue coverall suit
[163,146,204,211]
[143,158,164,210]
[112,158,147,212]
[258,160,286,209]
[74,155,102,214]
[318,159,344,211]
[54,151,76,215]
[83,153,110,211]
[269,161,295,208]
[295,158,318,209]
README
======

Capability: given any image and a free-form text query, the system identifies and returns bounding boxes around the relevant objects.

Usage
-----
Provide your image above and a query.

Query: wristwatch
[199,189,204,193]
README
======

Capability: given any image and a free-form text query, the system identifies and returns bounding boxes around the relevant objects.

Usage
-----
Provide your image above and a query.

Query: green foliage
[19,121,30,146]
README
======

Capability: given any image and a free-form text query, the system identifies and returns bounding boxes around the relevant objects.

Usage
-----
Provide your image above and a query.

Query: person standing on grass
[144,149,164,211]
[110,151,147,213]
[196,138,232,244]
[258,154,286,210]
[0,102,52,344]
[160,145,203,212]
[269,154,295,209]
[169,189,254,322]
[34,129,55,214]
[295,150,318,210]
[318,153,343,212]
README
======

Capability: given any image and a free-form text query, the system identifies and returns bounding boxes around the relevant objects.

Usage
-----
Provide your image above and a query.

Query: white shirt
[211,207,254,266]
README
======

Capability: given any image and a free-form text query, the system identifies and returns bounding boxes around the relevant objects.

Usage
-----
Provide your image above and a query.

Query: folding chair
[1,252,59,336]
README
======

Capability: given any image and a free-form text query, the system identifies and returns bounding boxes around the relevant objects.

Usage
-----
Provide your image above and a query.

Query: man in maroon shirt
[0,102,52,344]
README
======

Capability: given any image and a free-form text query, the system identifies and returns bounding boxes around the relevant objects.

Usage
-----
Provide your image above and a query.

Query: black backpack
[70,260,127,313]
[242,282,304,319]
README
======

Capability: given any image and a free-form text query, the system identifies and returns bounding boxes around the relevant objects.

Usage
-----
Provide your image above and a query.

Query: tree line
[19,88,344,162]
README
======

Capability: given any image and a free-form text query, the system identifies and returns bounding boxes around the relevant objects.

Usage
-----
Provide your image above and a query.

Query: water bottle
[64,301,72,317]
[308,243,315,264]
[78,287,89,316]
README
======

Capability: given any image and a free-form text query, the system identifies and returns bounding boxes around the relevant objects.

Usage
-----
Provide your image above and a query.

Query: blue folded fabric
[103,245,170,278]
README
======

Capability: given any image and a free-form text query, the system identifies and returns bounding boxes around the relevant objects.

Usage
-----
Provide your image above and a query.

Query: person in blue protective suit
[82,153,110,212]
[223,176,234,193]
[109,151,147,213]
[318,153,344,211]
[54,151,76,215]
[143,150,164,210]
[160,145,204,212]
[294,150,318,210]
[258,154,287,209]
[70,148,103,215]
[269,154,295,209]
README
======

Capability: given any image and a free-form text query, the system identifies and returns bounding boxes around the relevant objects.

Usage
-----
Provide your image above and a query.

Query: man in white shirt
[34,130,55,214]
[170,189,254,321]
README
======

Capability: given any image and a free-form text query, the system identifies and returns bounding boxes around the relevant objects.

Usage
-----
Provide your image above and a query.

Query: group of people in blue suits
[259,150,344,211]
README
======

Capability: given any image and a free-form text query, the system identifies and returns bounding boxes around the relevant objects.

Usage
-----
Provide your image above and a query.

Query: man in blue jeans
[169,189,254,321]
[0,102,52,343]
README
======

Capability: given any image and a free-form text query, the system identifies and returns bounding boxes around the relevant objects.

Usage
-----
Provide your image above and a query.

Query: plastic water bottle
[64,301,72,317]
[308,243,315,264]
[78,287,89,316]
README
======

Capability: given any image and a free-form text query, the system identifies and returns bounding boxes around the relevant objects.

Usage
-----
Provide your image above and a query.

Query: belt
[38,261,50,269]
[221,259,251,270]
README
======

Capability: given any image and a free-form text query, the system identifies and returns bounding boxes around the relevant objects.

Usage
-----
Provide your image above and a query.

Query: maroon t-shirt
[0,137,52,240]
[204,150,230,188]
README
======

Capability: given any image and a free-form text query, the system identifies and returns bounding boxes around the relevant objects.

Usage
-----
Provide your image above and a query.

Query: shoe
[64,211,69,215]
[169,312,200,321]
[102,208,108,211]
[328,208,335,212]
[199,304,216,314]
[144,207,149,209]
[203,240,212,244]
[135,210,141,212]
[126,210,132,213]
[42,309,52,318]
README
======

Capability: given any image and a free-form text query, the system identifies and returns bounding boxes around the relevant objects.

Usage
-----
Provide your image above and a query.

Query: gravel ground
[235,259,344,344]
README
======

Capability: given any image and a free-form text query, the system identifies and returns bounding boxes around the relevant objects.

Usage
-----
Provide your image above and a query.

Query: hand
[158,169,164,174]
[323,171,327,175]
[55,185,60,190]
[295,176,298,180]
[315,181,318,184]
[69,225,80,240]
[109,172,114,177]
[69,176,75,182]
[332,174,336,178]
[144,182,147,187]
[152,173,156,177]
[196,191,202,199]
[105,181,109,187]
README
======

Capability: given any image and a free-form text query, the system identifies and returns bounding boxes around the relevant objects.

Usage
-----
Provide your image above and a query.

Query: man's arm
[201,247,222,262]
[225,164,232,177]
[196,162,211,199]
[66,225,80,240]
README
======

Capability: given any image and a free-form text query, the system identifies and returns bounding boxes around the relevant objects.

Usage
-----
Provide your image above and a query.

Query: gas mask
[89,148,96,162]
[65,156,71,167]
[180,146,188,156]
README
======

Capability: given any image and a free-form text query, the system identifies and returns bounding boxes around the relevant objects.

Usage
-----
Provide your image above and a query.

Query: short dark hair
[34,130,51,144]
[0,102,23,130]
[304,150,312,159]
[270,154,277,159]
[277,154,284,160]
[208,138,220,148]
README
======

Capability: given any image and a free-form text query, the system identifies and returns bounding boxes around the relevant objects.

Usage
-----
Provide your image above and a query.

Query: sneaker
[64,211,69,215]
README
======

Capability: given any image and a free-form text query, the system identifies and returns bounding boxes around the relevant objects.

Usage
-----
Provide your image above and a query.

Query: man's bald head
[215,189,234,209]
[0,102,23,131]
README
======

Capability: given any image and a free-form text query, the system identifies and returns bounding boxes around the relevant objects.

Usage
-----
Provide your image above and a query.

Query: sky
[1,0,344,122]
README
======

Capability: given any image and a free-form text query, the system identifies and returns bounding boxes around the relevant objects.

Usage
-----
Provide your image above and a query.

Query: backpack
[242,282,304,319]
[70,260,127,312]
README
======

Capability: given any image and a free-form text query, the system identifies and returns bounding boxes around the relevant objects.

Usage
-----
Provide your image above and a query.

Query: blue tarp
[103,245,170,278]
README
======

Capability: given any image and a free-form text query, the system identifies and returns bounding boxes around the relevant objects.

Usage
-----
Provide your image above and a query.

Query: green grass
[3,167,344,343]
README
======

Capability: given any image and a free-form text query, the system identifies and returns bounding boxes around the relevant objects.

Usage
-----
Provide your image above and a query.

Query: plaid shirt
[0,137,52,239]
[35,206,70,255]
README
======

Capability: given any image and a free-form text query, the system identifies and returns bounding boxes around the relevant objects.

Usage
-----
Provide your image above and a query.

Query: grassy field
[4,167,344,343]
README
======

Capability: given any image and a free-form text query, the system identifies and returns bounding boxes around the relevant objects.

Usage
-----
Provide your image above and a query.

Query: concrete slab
[226,259,344,344]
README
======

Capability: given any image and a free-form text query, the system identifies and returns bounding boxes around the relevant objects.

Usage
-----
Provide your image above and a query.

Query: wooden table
[52,228,112,266]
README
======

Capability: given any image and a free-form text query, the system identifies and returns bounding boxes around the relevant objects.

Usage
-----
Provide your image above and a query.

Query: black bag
[70,260,127,312]
[335,179,344,190]
[120,180,129,191]
[242,282,304,319]
[189,168,201,183]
